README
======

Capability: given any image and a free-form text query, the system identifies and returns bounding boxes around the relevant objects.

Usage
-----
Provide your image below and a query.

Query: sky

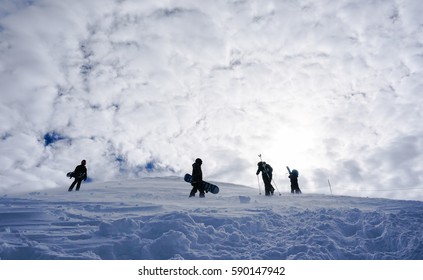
[0,0,423,200]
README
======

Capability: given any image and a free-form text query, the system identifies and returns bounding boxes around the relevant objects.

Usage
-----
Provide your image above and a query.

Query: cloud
[0,0,422,200]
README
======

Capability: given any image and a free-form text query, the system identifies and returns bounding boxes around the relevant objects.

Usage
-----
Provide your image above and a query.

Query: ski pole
[271,177,282,196]
[257,175,262,195]
[257,154,263,195]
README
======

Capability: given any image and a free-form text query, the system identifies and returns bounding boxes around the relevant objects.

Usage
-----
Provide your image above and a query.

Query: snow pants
[190,182,205,197]
[69,178,83,191]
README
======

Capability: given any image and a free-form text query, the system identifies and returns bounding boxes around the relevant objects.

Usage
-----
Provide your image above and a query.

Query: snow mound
[0,177,422,259]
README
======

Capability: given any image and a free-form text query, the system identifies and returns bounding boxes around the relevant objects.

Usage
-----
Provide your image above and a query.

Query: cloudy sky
[1,0,422,200]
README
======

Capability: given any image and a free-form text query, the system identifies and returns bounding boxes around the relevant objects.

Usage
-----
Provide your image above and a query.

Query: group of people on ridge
[256,161,301,196]
[67,158,302,197]
[256,161,302,196]
[188,158,302,198]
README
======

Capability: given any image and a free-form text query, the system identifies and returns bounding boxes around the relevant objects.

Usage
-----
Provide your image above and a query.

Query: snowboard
[66,171,86,179]
[184,173,220,194]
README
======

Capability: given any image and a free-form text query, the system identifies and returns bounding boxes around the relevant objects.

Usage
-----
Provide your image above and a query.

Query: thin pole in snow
[257,175,262,195]
[328,179,333,196]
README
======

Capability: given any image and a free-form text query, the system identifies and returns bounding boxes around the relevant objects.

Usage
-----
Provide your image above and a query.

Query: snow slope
[0,177,422,260]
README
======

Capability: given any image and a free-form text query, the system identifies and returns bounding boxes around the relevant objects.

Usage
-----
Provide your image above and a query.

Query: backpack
[264,164,273,174]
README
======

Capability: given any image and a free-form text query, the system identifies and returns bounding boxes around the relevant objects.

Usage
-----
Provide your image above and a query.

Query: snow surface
[0,177,422,260]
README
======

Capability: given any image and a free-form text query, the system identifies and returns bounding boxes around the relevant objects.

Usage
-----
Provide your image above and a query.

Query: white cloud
[0,0,422,200]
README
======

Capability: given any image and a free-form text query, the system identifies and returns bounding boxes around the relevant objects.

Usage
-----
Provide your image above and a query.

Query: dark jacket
[191,162,203,183]
[256,162,273,182]
[289,170,301,193]
[74,164,87,181]
[289,174,298,185]
[289,169,299,185]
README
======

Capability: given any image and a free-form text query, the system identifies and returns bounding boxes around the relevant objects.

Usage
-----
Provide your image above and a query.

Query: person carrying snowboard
[256,161,275,196]
[68,160,88,191]
[288,168,302,194]
[189,158,205,198]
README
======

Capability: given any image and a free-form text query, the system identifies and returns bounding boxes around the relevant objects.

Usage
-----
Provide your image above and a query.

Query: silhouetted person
[189,158,205,198]
[256,161,275,196]
[68,160,87,191]
[288,169,302,194]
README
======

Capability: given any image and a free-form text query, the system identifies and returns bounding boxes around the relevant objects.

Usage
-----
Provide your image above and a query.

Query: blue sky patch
[43,132,67,146]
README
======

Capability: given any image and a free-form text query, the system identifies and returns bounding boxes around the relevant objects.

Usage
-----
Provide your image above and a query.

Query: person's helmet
[81,160,86,165]
[195,158,202,164]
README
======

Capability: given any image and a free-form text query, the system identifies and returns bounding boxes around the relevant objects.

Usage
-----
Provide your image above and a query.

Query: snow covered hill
[0,177,422,260]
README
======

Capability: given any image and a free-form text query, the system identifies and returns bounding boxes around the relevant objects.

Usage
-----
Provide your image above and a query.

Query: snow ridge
[0,177,422,259]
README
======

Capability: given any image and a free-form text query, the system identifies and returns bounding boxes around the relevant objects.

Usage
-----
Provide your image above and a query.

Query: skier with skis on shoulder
[68,160,88,191]
[288,168,302,194]
[256,161,275,196]
[189,158,205,198]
